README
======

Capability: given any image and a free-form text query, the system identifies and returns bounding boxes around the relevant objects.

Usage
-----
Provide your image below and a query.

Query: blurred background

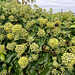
[19,0,75,13]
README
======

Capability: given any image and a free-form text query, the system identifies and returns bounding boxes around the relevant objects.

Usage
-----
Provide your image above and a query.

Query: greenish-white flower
[4,22,13,33]
[12,24,22,34]
[37,28,45,37]
[0,45,5,53]
[6,42,16,51]
[15,44,27,54]
[18,56,29,69]
[48,38,59,49]
[30,42,40,53]
[7,33,14,40]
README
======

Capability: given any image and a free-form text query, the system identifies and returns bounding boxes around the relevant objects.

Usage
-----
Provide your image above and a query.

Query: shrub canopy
[0,0,75,75]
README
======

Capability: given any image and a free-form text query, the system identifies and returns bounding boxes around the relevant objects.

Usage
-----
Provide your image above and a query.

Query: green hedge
[0,0,75,75]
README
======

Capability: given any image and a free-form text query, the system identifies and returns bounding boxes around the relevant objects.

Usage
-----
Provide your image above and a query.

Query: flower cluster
[4,22,13,33]
[55,20,61,27]
[62,53,75,71]
[27,36,34,43]
[52,27,61,37]
[48,38,59,49]
[53,17,59,21]
[18,56,29,69]
[60,48,67,54]
[55,48,61,54]
[11,7,19,15]
[0,34,5,42]
[7,33,14,40]
[28,54,38,62]
[20,29,28,38]
[45,46,50,50]
[53,61,59,68]
[30,42,40,53]
[52,57,59,68]
[15,44,27,54]
[62,12,71,21]
[0,15,5,20]
[6,42,16,51]
[0,45,5,53]
[14,33,19,41]
[8,15,15,22]
[0,70,7,75]
[52,57,57,61]
[15,27,29,40]
[51,63,66,75]
[38,18,48,27]
[37,28,45,37]
[61,31,67,35]
[66,65,74,71]
[20,5,28,15]
[12,25,22,34]
[26,20,36,30]
[59,38,66,47]
[60,67,65,73]
[51,69,58,75]
[68,46,75,54]
[2,0,18,15]
[47,22,55,28]
[35,13,39,17]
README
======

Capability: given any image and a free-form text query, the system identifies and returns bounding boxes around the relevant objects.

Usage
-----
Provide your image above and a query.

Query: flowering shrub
[0,0,75,75]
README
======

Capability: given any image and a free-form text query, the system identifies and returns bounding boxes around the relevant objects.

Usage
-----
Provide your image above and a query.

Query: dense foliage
[0,0,75,75]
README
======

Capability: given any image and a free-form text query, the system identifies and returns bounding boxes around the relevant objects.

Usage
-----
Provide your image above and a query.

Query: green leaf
[2,50,7,55]
[31,63,40,70]
[28,69,38,75]
[27,61,40,71]
[30,32,35,37]
[50,14,55,19]
[70,25,75,28]
[12,59,22,75]
[5,52,17,63]
[65,70,74,75]
[0,54,5,61]
[38,53,49,64]
[8,66,12,73]
[14,59,20,71]
[40,68,50,75]
[13,59,20,69]
[39,37,46,49]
